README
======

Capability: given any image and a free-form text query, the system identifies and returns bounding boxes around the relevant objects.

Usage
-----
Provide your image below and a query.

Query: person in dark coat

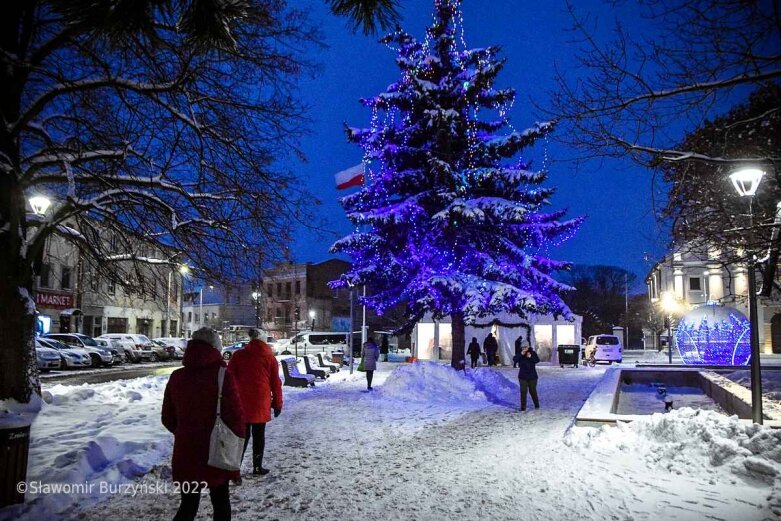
[162,327,244,521]
[466,337,481,368]
[483,333,498,366]
[361,337,381,390]
[227,328,283,476]
[513,336,525,368]
[517,344,540,411]
[380,335,390,362]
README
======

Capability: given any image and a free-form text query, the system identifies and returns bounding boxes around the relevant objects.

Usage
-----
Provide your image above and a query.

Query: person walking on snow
[162,327,244,521]
[483,333,498,366]
[380,334,390,362]
[467,337,481,368]
[517,344,540,411]
[227,328,283,476]
[362,337,381,390]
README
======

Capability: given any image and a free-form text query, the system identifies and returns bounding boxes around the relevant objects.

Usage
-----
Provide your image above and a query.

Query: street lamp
[309,309,316,331]
[252,291,261,328]
[28,195,51,216]
[660,291,678,364]
[729,166,765,425]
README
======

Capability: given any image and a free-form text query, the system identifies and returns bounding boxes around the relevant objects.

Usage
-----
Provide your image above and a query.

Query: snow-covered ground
[2,362,780,521]
[726,369,781,401]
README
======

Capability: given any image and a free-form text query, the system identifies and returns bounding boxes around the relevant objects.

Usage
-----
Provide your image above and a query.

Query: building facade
[181,284,257,341]
[34,225,185,339]
[260,260,352,340]
[645,245,781,354]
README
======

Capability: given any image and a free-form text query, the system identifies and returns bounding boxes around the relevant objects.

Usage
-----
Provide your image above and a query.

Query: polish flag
[335,164,365,190]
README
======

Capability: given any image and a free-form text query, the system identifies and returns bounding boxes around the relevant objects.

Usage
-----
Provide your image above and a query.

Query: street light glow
[729,168,765,197]
[28,195,51,215]
[309,310,316,319]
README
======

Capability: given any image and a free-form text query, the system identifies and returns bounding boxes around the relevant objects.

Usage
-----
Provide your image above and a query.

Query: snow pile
[380,362,517,406]
[1,376,172,521]
[725,369,781,401]
[0,394,42,429]
[567,408,781,486]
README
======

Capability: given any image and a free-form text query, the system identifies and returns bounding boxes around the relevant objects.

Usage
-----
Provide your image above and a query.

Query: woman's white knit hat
[192,327,222,351]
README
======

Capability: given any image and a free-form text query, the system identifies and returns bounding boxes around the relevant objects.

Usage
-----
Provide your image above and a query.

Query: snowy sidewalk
[73,364,779,521]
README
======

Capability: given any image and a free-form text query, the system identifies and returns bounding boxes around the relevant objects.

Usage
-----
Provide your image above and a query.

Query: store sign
[35,291,73,309]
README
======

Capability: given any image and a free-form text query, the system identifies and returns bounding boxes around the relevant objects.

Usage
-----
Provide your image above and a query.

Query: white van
[584,334,623,364]
[287,332,349,356]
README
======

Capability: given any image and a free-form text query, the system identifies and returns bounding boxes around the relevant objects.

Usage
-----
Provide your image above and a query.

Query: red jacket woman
[162,337,245,487]
[228,338,283,423]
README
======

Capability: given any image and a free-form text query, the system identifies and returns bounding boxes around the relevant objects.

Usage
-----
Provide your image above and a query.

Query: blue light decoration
[674,304,751,365]
[329,0,583,336]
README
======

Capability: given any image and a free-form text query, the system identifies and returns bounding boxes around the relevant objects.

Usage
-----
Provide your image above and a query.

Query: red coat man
[227,332,283,475]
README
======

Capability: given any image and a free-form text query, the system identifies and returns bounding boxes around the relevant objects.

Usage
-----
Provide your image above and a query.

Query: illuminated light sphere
[674,304,751,365]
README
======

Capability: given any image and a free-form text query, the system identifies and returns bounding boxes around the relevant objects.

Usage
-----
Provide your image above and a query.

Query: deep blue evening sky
[288,0,668,289]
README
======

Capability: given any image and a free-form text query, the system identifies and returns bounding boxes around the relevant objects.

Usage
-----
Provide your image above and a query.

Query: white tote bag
[207,366,244,471]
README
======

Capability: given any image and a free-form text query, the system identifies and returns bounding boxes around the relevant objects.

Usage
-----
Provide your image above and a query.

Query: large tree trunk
[0,190,39,403]
[450,310,465,370]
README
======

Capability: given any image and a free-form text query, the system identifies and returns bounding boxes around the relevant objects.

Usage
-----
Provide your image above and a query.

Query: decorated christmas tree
[331,0,582,369]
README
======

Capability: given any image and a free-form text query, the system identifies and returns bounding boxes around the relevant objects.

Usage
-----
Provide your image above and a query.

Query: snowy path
[74,364,778,521]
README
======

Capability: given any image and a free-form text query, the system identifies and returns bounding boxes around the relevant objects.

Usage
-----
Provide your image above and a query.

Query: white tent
[413,311,583,365]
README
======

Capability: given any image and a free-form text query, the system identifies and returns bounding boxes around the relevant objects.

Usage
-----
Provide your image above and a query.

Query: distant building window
[267,284,273,298]
[39,263,51,288]
[61,266,72,290]
[90,272,99,292]
[188,311,192,322]
[212,312,217,320]
[277,283,282,298]
[195,313,200,323]
[295,280,301,295]
[285,282,291,298]
[267,309,272,322]
[108,278,116,296]
[689,277,701,291]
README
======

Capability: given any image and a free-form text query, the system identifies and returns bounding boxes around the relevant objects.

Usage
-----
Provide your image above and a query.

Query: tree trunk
[450,310,465,370]
[0,170,39,404]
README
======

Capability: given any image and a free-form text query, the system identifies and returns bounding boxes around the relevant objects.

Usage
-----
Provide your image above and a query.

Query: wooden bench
[303,355,329,380]
[316,352,340,373]
[280,357,315,387]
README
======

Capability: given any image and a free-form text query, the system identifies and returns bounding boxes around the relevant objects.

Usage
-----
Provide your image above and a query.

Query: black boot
[253,454,269,475]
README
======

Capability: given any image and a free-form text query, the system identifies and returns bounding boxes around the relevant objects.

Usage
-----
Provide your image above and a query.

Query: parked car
[287,332,348,356]
[221,341,248,360]
[44,333,115,367]
[143,340,176,362]
[37,338,92,368]
[583,334,623,364]
[153,337,187,350]
[153,337,186,359]
[94,338,125,363]
[35,342,62,371]
[96,334,150,362]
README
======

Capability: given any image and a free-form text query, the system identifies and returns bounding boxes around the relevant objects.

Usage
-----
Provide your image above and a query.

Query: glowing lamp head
[178,264,190,275]
[660,291,677,313]
[308,310,316,319]
[29,195,51,216]
[252,291,260,300]
[729,168,765,197]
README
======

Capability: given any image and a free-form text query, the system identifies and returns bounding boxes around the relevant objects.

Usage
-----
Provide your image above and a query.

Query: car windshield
[76,335,98,346]
[596,336,619,345]
[41,338,69,350]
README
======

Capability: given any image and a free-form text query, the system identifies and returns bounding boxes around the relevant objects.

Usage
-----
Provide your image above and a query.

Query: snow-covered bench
[316,352,340,373]
[303,355,329,380]
[280,357,315,388]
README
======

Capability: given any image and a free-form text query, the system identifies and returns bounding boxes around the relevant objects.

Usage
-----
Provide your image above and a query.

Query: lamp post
[660,291,677,364]
[252,291,261,328]
[309,309,316,331]
[729,167,765,425]
[166,264,188,337]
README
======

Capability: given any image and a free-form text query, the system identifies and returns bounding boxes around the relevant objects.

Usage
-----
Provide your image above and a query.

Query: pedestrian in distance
[380,334,390,362]
[162,327,244,521]
[362,337,381,390]
[517,344,540,411]
[483,333,498,366]
[227,328,283,476]
[513,336,525,368]
[467,337,481,368]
